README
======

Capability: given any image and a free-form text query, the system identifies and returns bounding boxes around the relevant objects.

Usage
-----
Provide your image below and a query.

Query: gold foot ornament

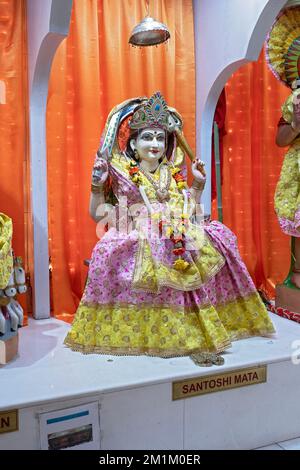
[190,352,225,367]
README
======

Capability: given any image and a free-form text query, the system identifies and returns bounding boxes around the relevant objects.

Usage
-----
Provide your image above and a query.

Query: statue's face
[131,127,166,163]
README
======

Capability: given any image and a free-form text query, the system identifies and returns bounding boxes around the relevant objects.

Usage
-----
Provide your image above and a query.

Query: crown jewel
[129,92,169,130]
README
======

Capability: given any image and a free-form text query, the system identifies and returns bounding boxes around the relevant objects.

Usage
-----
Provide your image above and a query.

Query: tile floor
[256,437,300,450]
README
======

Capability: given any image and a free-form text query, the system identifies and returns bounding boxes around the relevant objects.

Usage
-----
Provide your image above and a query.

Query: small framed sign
[173,365,267,400]
[0,409,18,434]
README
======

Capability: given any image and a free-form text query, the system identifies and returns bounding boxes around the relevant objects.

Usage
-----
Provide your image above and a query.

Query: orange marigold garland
[170,213,190,271]
[127,160,143,185]
[171,167,187,191]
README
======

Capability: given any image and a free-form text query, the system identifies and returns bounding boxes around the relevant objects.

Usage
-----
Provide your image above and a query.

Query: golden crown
[129,92,170,130]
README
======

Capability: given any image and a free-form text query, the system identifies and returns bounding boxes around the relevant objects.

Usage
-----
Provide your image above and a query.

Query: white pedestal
[0,314,300,450]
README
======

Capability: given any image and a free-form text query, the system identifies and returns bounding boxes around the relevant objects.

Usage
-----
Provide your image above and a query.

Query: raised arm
[189,159,206,207]
[89,158,109,223]
[276,98,300,147]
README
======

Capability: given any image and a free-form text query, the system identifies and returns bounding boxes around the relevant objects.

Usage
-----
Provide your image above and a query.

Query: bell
[129,16,170,47]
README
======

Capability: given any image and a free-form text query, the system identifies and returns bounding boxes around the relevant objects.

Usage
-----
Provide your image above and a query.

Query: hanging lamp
[129,0,170,47]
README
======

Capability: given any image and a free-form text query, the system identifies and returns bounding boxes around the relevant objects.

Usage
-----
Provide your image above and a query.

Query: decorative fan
[285,37,300,85]
[266,5,300,87]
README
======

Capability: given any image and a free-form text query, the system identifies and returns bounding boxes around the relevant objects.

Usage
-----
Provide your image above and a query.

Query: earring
[134,149,140,161]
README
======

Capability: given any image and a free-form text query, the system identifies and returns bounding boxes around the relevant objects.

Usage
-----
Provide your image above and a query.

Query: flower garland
[170,167,187,191]
[169,221,190,271]
[127,160,190,271]
[127,160,143,185]
[151,214,189,271]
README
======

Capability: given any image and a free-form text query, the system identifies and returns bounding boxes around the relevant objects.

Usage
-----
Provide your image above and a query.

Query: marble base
[1,314,300,449]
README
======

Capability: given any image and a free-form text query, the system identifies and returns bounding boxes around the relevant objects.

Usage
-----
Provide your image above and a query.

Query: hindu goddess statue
[64,92,274,359]
[266,4,300,288]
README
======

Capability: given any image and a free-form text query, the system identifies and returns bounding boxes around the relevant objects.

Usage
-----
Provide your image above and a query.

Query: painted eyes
[141,134,165,142]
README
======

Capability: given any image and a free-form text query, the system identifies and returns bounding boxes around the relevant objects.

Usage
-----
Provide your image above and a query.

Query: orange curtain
[0,0,28,306]
[221,49,290,297]
[47,0,195,318]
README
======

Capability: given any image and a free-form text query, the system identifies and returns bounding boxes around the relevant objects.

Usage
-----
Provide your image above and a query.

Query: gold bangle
[191,179,205,190]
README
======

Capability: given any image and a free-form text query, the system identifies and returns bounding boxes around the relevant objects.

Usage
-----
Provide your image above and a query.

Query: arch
[193,0,287,213]
[27,0,72,319]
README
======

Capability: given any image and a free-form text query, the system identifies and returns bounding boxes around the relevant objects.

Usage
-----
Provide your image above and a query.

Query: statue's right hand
[92,158,109,185]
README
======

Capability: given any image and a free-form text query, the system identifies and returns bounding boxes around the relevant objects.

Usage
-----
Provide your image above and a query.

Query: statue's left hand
[92,158,109,185]
[192,159,206,183]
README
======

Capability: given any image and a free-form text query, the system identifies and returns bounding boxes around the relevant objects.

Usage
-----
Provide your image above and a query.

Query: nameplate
[0,409,19,434]
[172,365,267,400]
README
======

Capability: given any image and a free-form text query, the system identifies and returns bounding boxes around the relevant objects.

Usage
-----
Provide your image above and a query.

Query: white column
[27,0,73,318]
[193,0,286,215]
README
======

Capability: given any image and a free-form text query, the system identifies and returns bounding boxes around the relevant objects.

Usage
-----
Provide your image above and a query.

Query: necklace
[126,157,190,271]
[138,164,171,202]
